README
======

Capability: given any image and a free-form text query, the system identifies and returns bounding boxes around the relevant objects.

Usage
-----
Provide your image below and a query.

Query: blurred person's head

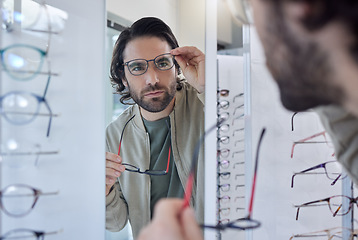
[251,0,358,116]
[110,17,182,106]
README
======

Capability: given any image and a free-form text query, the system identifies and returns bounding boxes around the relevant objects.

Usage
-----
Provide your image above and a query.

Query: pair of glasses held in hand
[182,119,265,231]
[117,115,171,176]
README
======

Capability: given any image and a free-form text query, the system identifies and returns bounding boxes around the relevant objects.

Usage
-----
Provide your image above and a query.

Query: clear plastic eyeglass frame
[0,75,55,137]
[1,0,68,34]
[0,142,59,168]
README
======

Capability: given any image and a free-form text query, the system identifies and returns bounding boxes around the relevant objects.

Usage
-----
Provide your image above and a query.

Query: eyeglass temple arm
[291,112,299,131]
[248,128,265,218]
[295,198,330,220]
[291,131,326,158]
[331,174,342,186]
[118,115,136,155]
[291,163,326,187]
[182,119,225,209]
[43,101,52,137]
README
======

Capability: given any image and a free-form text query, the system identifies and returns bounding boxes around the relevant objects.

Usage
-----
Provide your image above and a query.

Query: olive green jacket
[315,105,358,184]
[105,82,205,238]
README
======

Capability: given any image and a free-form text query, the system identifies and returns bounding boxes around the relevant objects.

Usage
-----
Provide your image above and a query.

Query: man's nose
[145,62,159,85]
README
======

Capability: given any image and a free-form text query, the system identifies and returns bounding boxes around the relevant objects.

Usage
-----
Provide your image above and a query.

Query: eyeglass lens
[2,0,67,33]
[1,185,38,216]
[1,91,41,124]
[0,45,46,80]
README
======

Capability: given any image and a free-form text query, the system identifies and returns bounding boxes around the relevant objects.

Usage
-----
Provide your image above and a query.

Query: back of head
[294,0,358,60]
[110,17,181,104]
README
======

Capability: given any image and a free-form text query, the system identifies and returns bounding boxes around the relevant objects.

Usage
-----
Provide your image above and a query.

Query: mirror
[105,0,205,239]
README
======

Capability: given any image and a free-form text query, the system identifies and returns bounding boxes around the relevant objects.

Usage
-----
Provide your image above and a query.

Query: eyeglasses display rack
[205,0,357,239]
[0,0,107,239]
[289,111,355,239]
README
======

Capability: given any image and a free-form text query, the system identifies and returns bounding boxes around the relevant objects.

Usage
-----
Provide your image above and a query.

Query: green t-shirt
[142,116,184,218]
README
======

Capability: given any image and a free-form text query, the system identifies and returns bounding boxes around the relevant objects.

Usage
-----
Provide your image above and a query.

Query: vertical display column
[0,0,106,239]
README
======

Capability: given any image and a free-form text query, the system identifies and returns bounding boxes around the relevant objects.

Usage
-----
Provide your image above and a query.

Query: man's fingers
[106,151,122,163]
[171,46,203,59]
[153,199,184,219]
[174,55,188,71]
[106,160,125,171]
[181,207,203,240]
[106,175,117,185]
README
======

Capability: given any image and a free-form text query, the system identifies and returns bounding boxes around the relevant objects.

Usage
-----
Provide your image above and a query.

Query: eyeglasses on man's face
[0,184,58,217]
[123,53,175,76]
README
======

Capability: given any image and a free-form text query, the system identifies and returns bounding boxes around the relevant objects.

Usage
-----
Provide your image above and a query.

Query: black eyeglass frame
[123,53,175,76]
[118,115,171,176]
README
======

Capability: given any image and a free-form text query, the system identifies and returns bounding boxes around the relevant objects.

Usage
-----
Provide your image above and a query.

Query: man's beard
[262,4,344,112]
[128,81,177,113]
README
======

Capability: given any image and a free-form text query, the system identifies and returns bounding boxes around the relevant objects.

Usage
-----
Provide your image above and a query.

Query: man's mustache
[141,84,166,94]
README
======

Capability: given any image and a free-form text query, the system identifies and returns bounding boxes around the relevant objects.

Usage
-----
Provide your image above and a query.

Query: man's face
[122,36,177,113]
[250,0,343,111]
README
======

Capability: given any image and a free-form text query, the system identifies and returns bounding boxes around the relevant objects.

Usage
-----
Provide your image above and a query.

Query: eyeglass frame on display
[291,160,347,188]
[0,74,56,137]
[291,131,334,158]
[295,195,358,220]
[0,228,63,240]
[0,184,59,217]
[289,226,358,240]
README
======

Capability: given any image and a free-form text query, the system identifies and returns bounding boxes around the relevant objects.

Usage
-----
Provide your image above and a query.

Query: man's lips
[144,91,164,97]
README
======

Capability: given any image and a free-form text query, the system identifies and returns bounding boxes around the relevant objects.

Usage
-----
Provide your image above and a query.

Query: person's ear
[122,77,128,87]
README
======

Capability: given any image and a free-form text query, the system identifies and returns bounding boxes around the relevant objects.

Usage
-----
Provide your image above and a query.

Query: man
[137,1,358,239]
[105,17,205,238]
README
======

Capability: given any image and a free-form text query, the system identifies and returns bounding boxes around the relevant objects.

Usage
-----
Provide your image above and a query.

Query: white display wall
[0,1,106,239]
[250,26,355,240]
[205,0,356,239]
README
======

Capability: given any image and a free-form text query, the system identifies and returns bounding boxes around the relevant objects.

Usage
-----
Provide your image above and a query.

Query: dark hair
[280,0,358,62]
[110,17,182,104]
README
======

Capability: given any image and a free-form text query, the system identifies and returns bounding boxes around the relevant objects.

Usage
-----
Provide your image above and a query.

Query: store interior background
[0,0,355,239]
[105,0,356,239]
